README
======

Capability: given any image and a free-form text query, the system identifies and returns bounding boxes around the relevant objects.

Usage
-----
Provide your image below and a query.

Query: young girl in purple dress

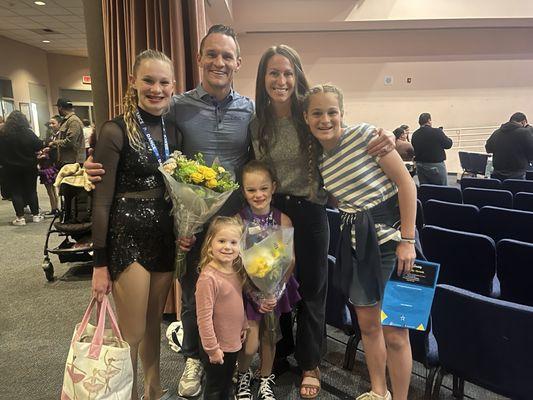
[234,160,301,400]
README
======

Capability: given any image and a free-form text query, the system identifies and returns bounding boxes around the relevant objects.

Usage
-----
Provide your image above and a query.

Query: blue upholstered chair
[423,199,479,233]
[463,187,513,209]
[497,239,533,307]
[432,284,533,400]
[503,178,533,194]
[514,191,533,212]
[459,177,501,191]
[416,198,424,231]
[418,184,462,205]
[326,208,341,257]
[479,206,533,244]
[421,225,496,296]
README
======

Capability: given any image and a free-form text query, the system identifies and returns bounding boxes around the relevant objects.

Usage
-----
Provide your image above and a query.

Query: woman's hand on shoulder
[396,241,416,276]
[92,266,112,302]
[367,128,395,158]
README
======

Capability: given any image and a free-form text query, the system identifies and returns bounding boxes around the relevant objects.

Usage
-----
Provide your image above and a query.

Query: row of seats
[422,200,533,243]
[459,177,533,194]
[422,225,533,306]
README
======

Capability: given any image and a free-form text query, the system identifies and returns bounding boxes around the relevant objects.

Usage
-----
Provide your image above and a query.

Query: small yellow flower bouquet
[159,151,239,277]
[241,225,294,343]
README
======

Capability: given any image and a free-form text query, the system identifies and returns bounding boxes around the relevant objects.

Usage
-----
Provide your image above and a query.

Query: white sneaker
[356,390,392,400]
[234,369,254,400]
[32,214,44,223]
[12,217,26,226]
[177,358,204,397]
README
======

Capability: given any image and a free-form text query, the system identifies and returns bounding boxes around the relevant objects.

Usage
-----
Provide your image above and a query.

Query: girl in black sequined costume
[91,50,177,400]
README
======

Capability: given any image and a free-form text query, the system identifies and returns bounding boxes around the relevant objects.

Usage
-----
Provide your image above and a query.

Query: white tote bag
[61,296,133,400]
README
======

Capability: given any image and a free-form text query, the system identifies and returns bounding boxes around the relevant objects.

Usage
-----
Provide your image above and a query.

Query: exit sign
[82,75,91,84]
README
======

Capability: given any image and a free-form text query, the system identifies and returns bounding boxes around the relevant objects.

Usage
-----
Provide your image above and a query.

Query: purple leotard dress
[239,206,301,321]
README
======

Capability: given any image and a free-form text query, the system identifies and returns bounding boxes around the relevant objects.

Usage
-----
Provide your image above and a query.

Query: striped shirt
[319,123,401,246]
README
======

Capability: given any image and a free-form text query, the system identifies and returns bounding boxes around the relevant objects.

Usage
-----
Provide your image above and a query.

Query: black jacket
[411,125,453,163]
[485,122,533,174]
[0,127,43,168]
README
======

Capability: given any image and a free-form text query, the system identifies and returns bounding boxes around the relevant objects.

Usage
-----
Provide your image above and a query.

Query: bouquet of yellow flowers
[159,151,239,277]
[241,225,294,343]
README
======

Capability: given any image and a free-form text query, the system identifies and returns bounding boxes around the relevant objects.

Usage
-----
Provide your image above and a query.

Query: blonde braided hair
[122,49,173,151]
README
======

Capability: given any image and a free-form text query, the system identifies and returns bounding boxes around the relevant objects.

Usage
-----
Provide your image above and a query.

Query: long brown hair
[122,49,173,151]
[198,216,247,284]
[255,45,321,200]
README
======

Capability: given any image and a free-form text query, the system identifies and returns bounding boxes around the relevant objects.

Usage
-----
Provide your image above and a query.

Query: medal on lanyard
[135,109,170,165]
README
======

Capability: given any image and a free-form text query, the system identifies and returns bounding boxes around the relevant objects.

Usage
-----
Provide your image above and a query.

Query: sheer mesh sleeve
[91,121,124,267]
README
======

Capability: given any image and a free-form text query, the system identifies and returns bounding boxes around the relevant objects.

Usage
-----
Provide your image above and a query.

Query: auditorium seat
[479,206,533,243]
[418,184,462,205]
[424,199,479,233]
[460,177,501,191]
[502,178,533,194]
[463,187,513,209]
[432,284,533,400]
[497,239,533,307]
[421,225,496,296]
[514,192,533,212]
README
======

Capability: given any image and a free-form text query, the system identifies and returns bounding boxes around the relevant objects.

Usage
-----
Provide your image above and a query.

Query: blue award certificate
[381,259,440,331]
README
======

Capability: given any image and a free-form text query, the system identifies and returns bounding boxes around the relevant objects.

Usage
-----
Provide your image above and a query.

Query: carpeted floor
[0,185,507,399]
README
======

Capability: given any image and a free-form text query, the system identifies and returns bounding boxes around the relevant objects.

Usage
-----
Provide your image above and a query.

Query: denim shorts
[349,240,398,307]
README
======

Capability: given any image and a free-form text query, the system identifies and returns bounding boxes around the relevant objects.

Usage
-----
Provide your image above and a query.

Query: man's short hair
[510,112,527,123]
[419,113,431,126]
[199,24,240,57]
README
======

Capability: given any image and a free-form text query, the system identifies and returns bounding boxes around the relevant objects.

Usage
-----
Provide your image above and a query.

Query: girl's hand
[177,236,196,252]
[209,349,224,364]
[396,241,416,276]
[259,298,277,313]
[240,329,247,343]
[84,152,105,183]
[367,128,396,157]
[92,266,112,302]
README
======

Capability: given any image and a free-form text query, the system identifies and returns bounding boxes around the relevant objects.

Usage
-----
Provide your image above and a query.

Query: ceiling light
[42,40,50,43]
[34,1,46,5]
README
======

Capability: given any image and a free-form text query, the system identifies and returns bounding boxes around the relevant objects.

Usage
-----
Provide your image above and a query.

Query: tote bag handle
[74,295,124,359]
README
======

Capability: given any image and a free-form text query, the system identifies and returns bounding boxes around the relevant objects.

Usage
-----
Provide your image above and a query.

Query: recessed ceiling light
[34,1,46,5]
[42,40,50,43]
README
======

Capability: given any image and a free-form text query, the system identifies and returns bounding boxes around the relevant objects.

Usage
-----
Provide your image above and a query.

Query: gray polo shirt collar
[194,83,234,106]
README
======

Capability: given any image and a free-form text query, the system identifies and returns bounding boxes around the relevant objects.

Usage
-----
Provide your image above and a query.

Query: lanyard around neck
[135,109,169,165]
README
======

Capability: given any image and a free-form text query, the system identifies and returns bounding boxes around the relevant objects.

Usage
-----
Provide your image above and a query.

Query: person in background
[91,49,178,400]
[82,118,93,157]
[195,216,248,400]
[0,110,43,225]
[38,115,62,217]
[411,113,453,185]
[393,126,414,162]
[485,112,533,181]
[49,98,85,166]
[0,115,11,201]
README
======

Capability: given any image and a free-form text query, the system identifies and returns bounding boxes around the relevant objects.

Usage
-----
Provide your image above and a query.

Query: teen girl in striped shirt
[303,84,417,400]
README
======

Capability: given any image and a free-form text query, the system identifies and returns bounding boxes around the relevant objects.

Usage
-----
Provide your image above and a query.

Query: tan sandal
[300,367,321,399]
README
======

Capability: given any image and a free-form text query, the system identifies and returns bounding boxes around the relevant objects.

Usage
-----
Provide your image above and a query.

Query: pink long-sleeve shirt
[195,265,248,356]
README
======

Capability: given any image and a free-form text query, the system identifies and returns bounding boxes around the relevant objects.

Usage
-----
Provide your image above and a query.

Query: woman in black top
[0,110,43,225]
[91,49,177,400]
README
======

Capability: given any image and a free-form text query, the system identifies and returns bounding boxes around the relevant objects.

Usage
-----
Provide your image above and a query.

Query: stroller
[42,181,92,281]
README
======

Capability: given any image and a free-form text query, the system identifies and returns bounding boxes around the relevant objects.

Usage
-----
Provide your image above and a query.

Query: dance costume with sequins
[239,206,301,321]
[92,108,176,280]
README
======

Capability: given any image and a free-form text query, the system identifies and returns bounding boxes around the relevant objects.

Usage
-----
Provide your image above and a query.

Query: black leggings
[4,166,39,216]
[200,347,238,400]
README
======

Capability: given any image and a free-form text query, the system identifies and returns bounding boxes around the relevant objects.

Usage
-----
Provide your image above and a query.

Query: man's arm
[438,129,453,149]
[485,132,495,153]
[52,120,83,150]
